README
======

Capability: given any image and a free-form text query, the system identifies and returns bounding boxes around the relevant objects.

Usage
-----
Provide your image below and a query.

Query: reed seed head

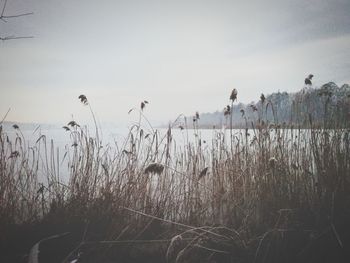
[144,163,165,175]
[122,149,132,155]
[78,95,88,105]
[240,109,245,117]
[224,105,231,116]
[305,74,313,85]
[193,112,200,122]
[250,104,258,111]
[67,121,80,127]
[269,157,277,168]
[141,100,149,111]
[199,167,208,180]
[230,88,238,102]
[9,151,20,158]
[196,111,200,120]
[260,93,265,104]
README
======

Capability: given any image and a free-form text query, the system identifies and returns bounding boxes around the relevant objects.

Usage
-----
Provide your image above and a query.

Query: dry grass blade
[1,82,350,262]
[331,223,343,248]
[28,243,39,263]
[28,232,70,263]
[35,135,46,144]
[175,248,186,263]
[166,235,183,263]
[0,107,10,124]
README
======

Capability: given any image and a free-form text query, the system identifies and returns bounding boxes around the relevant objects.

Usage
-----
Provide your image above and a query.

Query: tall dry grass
[0,92,349,262]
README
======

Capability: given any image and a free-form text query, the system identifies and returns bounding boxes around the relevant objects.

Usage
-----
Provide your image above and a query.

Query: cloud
[1,0,349,123]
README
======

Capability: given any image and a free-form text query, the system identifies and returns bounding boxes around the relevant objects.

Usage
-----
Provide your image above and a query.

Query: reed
[0,92,349,263]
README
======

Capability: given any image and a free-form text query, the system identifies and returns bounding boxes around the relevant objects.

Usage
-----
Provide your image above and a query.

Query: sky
[1,0,350,125]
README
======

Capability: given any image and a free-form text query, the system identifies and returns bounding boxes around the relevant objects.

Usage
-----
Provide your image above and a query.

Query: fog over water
[2,123,225,180]
[2,121,315,182]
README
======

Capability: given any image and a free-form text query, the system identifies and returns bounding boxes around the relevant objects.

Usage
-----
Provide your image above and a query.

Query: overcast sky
[1,0,350,125]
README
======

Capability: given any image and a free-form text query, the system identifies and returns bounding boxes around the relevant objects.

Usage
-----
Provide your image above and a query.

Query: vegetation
[0,85,349,262]
[195,82,350,129]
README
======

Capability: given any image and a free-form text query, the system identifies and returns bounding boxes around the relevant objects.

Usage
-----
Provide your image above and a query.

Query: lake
[1,122,234,180]
[1,122,316,182]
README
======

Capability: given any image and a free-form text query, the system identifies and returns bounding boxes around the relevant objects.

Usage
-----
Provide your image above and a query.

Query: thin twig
[0,107,10,125]
[83,238,193,245]
[0,0,33,21]
[121,206,230,240]
[1,0,7,17]
[2,12,33,19]
[0,36,34,41]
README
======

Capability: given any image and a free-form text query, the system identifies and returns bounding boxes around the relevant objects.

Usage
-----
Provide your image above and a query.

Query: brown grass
[0,94,349,263]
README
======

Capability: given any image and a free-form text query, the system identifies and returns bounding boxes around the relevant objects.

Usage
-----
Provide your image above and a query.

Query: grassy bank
[0,94,349,263]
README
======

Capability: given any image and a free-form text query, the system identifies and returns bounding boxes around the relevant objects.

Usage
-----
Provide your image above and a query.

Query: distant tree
[0,0,33,41]
[191,83,350,129]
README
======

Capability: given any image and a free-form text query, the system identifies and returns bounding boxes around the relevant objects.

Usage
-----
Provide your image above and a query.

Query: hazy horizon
[1,0,350,125]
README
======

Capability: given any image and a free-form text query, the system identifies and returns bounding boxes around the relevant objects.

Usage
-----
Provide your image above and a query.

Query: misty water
[2,123,221,150]
[2,122,315,183]
[2,123,229,181]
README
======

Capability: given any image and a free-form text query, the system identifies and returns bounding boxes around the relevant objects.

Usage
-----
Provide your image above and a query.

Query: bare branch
[0,35,34,41]
[1,0,7,17]
[0,0,34,41]
[2,12,33,19]
[0,0,33,22]
[0,107,10,125]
